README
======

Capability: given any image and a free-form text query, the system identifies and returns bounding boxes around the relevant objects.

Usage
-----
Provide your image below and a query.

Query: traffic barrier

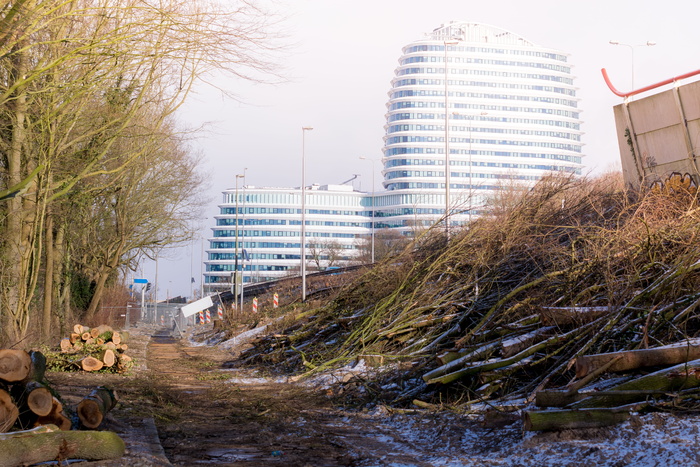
[273,293,279,308]
[217,305,223,320]
[205,309,211,323]
[252,297,258,313]
[198,311,204,324]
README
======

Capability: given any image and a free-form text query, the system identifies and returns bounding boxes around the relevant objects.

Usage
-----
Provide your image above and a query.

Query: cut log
[538,306,609,327]
[73,324,86,335]
[35,398,71,431]
[100,349,116,367]
[0,349,31,382]
[111,332,121,345]
[118,344,128,352]
[575,343,700,379]
[102,342,117,351]
[0,430,125,465]
[80,356,104,372]
[12,381,54,418]
[572,358,700,409]
[60,338,73,353]
[69,333,81,344]
[81,331,91,341]
[77,387,118,429]
[0,388,19,432]
[117,354,132,372]
[90,328,101,339]
[523,402,648,431]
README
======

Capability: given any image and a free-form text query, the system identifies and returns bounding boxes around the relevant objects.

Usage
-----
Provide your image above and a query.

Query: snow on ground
[193,323,700,466]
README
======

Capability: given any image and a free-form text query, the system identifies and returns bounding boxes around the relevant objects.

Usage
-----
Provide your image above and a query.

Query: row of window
[387,114,580,130]
[400,56,571,74]
[210,241,357,250]
[217,218,367,228]
[384,157,575,172]
[388,92,578,108]
[386,135,581,152]
[384,147,582,162]
[213,230,359,239]
[394,69,575,85]
[389,103,579,120]
[404,45,568,62]
[391,83,576,98]
[221,207,363,216]
[225,192,364,207]
[387,126,581,142]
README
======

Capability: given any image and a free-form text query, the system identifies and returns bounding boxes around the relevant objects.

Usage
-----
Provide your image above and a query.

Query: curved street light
[609,40,656,91]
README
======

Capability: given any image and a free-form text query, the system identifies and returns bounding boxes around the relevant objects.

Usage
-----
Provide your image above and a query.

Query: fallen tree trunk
[0,430,125,466]
[11,381,53,420]
[77,387,117,429]
[573,358,700,408]
[575,343,700,378]
[523,402,648,431]
[100,349,116,368]
[425,327,579,385]
[501,326,555,358]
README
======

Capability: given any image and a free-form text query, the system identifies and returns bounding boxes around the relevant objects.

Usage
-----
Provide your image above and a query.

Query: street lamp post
[444,40,458,236]
[359,156,376,263]
[232,173,244,303]
[301,126,313,301]
[609,40,656,91]
[239,168,247,312]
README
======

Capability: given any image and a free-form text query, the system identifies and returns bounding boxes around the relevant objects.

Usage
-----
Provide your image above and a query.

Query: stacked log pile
[233,174,700,430]
[0,347,123,464]
[54,324,133,373]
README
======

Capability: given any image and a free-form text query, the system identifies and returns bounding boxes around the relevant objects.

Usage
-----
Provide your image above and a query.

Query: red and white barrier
[273,293,279,308]
[198,311,204,324]
[252,297,258,313]
[205,309,211,323]
[217,305,223,320]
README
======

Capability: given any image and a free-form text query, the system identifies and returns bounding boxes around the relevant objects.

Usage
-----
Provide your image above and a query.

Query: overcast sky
[140,0,700,300]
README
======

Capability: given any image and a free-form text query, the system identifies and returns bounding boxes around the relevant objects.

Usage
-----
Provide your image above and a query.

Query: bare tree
[0,0,285,343]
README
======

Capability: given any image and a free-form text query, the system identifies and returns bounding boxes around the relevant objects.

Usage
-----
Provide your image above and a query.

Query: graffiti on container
[650,172,698,195]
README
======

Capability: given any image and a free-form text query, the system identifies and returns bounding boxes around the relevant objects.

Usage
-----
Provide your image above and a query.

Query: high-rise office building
[204,22,584,289]
[379,21,583,231]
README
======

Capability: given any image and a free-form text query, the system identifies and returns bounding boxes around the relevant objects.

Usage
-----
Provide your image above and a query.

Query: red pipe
[601,68,700,98]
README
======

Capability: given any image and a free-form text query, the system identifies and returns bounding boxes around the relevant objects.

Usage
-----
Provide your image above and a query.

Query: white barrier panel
[180,296,214,317]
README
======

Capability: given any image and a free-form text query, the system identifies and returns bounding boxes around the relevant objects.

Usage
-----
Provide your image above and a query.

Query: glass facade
[381,21,583,232]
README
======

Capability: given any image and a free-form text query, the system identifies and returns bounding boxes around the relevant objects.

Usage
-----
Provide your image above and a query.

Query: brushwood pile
[233,173,700,429]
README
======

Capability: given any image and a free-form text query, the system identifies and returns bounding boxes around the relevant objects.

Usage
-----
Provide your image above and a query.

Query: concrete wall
[613,79,700,193]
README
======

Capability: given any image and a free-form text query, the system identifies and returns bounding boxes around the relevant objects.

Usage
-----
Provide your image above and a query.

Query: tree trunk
[572,358,700,409]
[575,343,700,378]
[0,430,125,465]
[42,213,55,340]
[523,402,647,431]
[77,387,117,429]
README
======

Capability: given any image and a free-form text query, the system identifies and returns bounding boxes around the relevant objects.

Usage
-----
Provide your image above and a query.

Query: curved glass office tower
[381,21,584,231]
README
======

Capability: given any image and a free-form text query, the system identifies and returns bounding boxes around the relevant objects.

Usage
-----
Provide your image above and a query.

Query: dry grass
[239,172,700,406]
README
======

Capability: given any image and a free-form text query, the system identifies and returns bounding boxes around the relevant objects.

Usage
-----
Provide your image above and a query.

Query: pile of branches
[239,173,700,412]
[48,324,133,373]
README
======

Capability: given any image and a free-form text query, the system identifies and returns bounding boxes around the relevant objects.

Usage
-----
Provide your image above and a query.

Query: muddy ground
[44,323,700,467]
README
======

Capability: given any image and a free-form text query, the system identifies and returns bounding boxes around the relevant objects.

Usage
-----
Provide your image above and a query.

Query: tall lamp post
[609,40,656,91]
[301,126,313,301]
[359,156,376,263]
[444,40,459,236]
[239,168,247,312]
[232,173,244,302]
